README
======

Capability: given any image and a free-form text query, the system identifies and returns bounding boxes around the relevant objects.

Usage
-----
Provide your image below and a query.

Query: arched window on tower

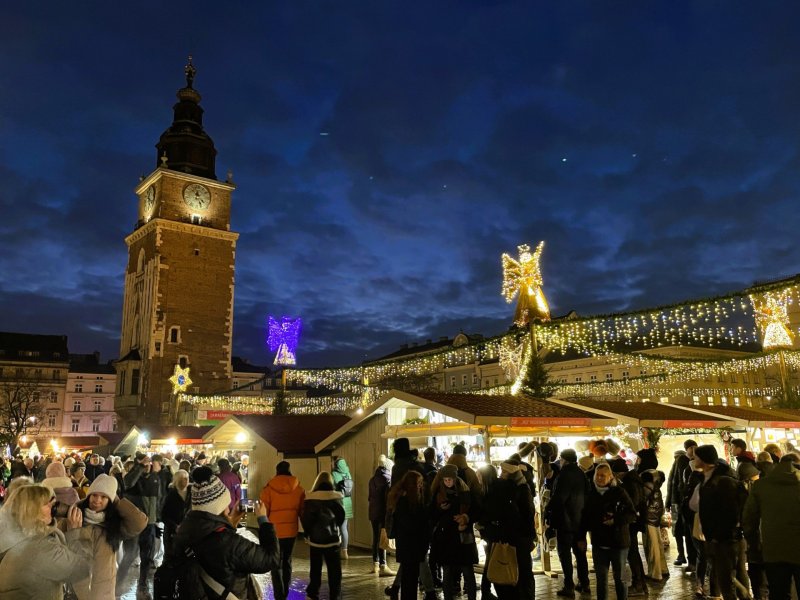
[137,249,145,273]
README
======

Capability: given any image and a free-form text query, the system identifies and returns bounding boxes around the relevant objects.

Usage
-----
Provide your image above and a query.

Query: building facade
[115,61,238,426]
[64,354,118,436]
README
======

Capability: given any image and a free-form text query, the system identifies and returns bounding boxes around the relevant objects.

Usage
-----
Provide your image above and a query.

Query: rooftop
[0,332,69,363]
[234,414,351,454]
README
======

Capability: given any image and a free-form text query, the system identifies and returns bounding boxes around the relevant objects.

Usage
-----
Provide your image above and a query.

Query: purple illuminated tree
[267,316,302,367]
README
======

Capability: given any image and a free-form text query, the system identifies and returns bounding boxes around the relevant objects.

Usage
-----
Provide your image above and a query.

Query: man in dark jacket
[172,466,280,599]
[743,455,800,600]
[84,454,104,482]
[666,440,697,569]
[391,438,425,486]
[120,452,163,592]
[547,448,590,597]
[368,461,393,575]
[612,459,648,596]
[694,445,748,600]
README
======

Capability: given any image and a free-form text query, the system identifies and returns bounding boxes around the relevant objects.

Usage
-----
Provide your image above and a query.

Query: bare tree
[0,378,47,448]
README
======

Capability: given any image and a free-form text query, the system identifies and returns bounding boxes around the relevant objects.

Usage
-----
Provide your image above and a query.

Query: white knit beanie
[87,474,118,500]
[192,475,231,515]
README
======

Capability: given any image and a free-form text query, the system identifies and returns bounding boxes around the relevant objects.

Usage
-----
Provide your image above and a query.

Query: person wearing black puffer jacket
[120,453,162,593]
[301,471,346,600]
[171,466,279,600]
[546,449,590,598]
[611,459,648,597]
[368,460,393,575]
[582,464,637,600]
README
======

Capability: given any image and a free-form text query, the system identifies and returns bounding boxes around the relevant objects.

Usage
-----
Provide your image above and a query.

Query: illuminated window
[191,214,203,225]
[707,396,714,405]
[693,396,700,406]
[733,397,740,406]
[721,396,728,406]
[659,397,669,403]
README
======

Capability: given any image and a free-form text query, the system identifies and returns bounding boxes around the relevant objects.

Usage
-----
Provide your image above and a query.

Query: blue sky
[1,3,799,367]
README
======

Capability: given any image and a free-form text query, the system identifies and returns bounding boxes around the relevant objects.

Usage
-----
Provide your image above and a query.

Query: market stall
[112,425,213,457]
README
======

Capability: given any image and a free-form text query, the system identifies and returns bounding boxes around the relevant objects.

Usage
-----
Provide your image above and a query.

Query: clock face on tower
[144,184,156,214]
[183,183,211,210]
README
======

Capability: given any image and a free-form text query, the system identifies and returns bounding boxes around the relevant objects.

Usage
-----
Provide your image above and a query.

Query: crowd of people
[0,435,797,600]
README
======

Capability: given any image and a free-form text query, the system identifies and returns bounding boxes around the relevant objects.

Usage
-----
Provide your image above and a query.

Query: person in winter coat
[391,438,425,486]
[368,460,393,575]
[331,456,353,559]
[666,440,696,569]
[693,445,748,600]
[161,469,191,555]
[387,470,433,600]
[84,455,104,483]
[430,464,478,600]
[0,483,91,600]
[301,471,346,600]
[260,460,306,600]
[171,466,280,600]
[612,459,648,596]
[743,455,800,600]
[482,458,536,600]
[119,453,162,592]
[217,458,241,513]
[42,461,80,520]
[636,448,668,582]
[65,474,147,600]
[71,462,91,500]
[755,452,774,478]
[547,448,590,597]
[429,444,482,501]
[582,463,637,600]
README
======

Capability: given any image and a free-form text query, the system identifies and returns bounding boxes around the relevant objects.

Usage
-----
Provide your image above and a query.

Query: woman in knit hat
[301,471,346,600]
[171,466,280,599]
[42,461,80,519]
[71,462,90,500]
[67,474,147,600]
[0,483,91,600]
[430,464,478,600]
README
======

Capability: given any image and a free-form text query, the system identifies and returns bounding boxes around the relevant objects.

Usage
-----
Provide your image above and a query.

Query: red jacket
[260,474,305,539]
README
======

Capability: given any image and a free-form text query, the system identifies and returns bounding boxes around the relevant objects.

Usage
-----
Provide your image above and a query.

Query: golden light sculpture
[501,241,551,326]
[169,364,193,394]
[751,292,795,350]
[499,337,526,381]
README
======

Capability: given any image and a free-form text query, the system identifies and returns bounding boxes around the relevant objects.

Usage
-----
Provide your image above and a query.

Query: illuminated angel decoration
[268,316,303,366]
[169,364,193,394]
[501,241,551,326]
[499,338,527,382]
[750,292,794,350]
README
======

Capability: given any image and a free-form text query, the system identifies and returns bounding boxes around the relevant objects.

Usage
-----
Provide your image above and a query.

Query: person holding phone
[172,466,280,599]
[0,483,91,599]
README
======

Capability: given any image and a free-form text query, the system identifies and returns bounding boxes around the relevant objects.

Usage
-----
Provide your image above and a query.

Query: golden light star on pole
[501,241,551,326]
[169,364,193,394]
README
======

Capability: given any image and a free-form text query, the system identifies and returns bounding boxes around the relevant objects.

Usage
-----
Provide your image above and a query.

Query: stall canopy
[40,435,109,454]
[315,390,617,453]
[113,425,213,455]
[668,404,800,430]
[205,414,351,456]
[552,398,738,429]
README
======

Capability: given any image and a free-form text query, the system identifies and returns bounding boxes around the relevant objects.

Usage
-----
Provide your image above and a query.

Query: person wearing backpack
[330,457,353,559]
[167,466,279,600]
[301,471,346,600]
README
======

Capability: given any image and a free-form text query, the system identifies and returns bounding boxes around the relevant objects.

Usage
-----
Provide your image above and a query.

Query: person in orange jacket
[260,460,306,600]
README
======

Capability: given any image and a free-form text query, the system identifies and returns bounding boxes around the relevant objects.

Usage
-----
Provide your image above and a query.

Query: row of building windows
[0,367,63,379]
[558,372,763,384]
[74,383,105,392]
[448,374,501,388]
[71,400,105,412]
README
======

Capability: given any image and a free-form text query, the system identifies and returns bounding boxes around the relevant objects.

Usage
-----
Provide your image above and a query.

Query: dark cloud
[1,4,799,368]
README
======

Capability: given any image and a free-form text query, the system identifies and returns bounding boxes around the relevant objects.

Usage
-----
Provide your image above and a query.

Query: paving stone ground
[120,531,700,599]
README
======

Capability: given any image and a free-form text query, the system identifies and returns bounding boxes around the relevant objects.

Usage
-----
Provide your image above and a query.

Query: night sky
[2,4,800,368]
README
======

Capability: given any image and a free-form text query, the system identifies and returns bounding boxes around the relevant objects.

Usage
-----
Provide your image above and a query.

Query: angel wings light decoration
[267,316,303,366]
[750,292,794,350]
[501,241,551,326]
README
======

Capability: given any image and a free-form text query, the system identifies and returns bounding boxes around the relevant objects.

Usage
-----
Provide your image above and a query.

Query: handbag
[487,542,518,586]
[379,527,396,551]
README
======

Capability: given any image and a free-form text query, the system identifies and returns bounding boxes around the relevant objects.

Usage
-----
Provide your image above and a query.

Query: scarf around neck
[84,508,106,526]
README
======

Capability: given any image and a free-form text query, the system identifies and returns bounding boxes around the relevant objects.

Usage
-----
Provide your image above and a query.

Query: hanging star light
[750,291,794,350]
[169,364,193,394]
[501,241,550,326]
[268,316,303,366]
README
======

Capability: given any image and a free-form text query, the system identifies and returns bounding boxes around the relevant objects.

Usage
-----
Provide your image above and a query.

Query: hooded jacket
[0,521,91,600]
[698,462,747,543]
[260,474,305,539]
[331,458,353,519]
[581,482,637,549]
[546,461,588,532]
[172,510,279,599]
[301,489,346,548]
[368,465,391,523]
[640,469,665,526]
[666,449,689,507]
[742,461,800,565]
